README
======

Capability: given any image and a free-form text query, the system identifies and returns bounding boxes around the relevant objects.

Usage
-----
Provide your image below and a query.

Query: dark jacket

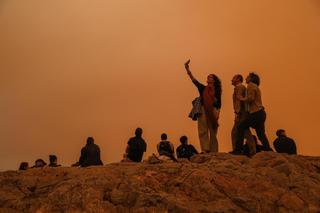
[127,136,147,162]
[176,144,198,160]
[273,136,297,155]
[189,97,202,121]
[79,143,103,167]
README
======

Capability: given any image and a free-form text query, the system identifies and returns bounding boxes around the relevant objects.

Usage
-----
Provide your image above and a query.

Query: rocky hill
[1,152,320,213]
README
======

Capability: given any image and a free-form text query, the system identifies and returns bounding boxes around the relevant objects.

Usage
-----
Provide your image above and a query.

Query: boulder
[0,152,320,212]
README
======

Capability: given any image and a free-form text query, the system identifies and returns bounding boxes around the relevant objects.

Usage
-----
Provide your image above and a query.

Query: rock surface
[1,152,320,213]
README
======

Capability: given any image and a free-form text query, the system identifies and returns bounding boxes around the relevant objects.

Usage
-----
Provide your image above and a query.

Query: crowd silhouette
[17,60,297,170]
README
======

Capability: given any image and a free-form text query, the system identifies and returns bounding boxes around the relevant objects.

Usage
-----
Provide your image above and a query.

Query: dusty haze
[1,0,320,171]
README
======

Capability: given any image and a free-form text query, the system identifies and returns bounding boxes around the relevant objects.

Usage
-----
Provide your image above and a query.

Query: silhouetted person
[185,59,222,153]
[157,133,177,161]
[48,155,61,167]
[176,136,198,160]
[32,159,47,168]
[243,135,263,157]
[230,74,255,155]
[19,162,29,170]
[235,73,272,152]
[273,129,297,155]
[125,128,147,162]
[76,137,103,167]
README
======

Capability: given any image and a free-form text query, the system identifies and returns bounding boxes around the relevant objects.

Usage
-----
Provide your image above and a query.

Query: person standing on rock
[235,73,272,152]
[125,128,147,162]
[184,59,222,153]
[273,129,297,155]
[230,74,256,156]
[74,137,103,167]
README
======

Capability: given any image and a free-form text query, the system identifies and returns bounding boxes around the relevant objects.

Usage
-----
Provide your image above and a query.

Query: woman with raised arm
[184,60,222,153]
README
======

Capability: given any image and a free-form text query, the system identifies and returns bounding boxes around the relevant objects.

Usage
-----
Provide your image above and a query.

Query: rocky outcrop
[1,152,320,213]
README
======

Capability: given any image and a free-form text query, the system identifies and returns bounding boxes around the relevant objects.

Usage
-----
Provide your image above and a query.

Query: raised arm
[184,59,197,82]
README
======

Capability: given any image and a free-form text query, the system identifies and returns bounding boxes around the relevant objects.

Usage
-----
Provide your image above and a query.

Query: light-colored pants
[197,107,219,153]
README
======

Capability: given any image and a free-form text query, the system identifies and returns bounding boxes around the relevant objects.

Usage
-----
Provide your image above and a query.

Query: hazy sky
[1,0,320,171]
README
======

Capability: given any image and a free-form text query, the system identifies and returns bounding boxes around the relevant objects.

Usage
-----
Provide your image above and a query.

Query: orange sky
[1,0,320,171]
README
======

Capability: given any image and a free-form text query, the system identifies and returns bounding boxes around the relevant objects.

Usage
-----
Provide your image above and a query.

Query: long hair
[211,74,222,109]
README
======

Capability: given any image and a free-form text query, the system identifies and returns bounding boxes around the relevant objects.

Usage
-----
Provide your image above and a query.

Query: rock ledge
[1,152,320,213]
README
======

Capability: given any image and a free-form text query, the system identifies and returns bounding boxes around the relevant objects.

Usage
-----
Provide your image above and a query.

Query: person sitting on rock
[176,136,198,160]
[125,128,147,162]
[19,162,29,170]
[32,159,47,168]
[243,135,263,157]
[48,155,61,167]
[74,137,103,167]
[157,133,177,162]
[273,129,297,155]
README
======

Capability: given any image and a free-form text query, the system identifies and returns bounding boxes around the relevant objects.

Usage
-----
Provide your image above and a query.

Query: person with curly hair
[234,72,272,153]
[184,59,222,153]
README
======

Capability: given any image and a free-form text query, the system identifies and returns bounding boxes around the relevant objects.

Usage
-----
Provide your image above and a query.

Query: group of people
[122,128,199,163]
[18,137,104,170]
[19,155,61,170]
[18,59,298,170]
[185,59,296,156]
[18,130,199,170]
[18,125,297,170]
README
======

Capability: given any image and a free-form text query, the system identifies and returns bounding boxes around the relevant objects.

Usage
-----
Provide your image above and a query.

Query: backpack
[177,145,191,159]
[158,141,172,155]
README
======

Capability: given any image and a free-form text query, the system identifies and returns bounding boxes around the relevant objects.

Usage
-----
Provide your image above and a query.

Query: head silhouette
[135,128,143,137]
[247,72,260,86]
[161,133,167,140]
[276,129,286,137]
[35,159,46,167]
[19,162,29,170]
[49,155,57,164]
[180,136,188,145]
[86,137,94,145]
[232,74,243,86]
